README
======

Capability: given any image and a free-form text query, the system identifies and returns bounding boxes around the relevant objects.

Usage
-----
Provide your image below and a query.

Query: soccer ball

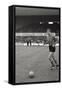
[29,71,34,78]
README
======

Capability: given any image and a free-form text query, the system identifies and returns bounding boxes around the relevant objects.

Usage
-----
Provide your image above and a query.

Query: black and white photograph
[15,6,60,84]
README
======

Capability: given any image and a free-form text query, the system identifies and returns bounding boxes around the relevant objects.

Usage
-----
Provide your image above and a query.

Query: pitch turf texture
[15,45,59,83]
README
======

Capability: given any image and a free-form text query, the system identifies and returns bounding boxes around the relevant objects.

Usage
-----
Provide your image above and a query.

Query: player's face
[47,29,51,36]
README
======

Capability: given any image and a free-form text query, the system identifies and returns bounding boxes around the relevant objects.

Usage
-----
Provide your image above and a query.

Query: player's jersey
[47,34,56,46]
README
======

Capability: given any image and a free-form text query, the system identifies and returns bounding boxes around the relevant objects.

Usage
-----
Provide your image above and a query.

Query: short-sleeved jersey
[47,34,56,46]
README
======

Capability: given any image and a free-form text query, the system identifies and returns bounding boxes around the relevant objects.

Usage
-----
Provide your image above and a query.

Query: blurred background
[15,7,60,46]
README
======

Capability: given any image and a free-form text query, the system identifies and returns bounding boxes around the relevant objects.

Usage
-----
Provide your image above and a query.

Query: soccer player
[29,40,31,46]
[46,28,58,70]
[27,41,29,46]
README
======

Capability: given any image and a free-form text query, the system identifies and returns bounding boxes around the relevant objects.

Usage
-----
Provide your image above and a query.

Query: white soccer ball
[29,71,34,78]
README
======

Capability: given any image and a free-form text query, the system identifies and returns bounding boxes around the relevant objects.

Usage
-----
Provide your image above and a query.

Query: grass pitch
[15,45,59,83]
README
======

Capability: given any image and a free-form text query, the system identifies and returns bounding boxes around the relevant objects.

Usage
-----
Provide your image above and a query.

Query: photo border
[9,5,61,85]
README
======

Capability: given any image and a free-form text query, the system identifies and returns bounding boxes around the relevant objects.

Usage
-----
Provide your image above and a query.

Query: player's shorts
[49,45,56,52]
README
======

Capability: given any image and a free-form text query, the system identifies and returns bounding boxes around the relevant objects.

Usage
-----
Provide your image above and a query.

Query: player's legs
[48,45,58,69]
[52,52,58,67]
[48,52,55,68]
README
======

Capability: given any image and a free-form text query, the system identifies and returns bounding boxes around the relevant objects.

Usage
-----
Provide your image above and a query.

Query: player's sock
[49,58,55,67]
[54,59,57,64]
[53,57,58,65]
[50,61,55,70]
[52,57,59,69]
[51,61,55,67]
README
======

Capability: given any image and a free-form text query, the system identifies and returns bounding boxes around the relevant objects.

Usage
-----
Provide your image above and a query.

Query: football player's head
[47,28,51,36]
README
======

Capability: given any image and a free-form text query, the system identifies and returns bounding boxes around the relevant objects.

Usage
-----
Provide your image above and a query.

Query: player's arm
[53,36,58,45]
[43,36,49,45]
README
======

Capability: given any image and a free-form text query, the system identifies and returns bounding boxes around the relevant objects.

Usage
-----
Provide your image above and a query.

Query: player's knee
[48,54,53,61]
[48,55,51,61]
[48,53,51,59]
[48,57,51,61]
